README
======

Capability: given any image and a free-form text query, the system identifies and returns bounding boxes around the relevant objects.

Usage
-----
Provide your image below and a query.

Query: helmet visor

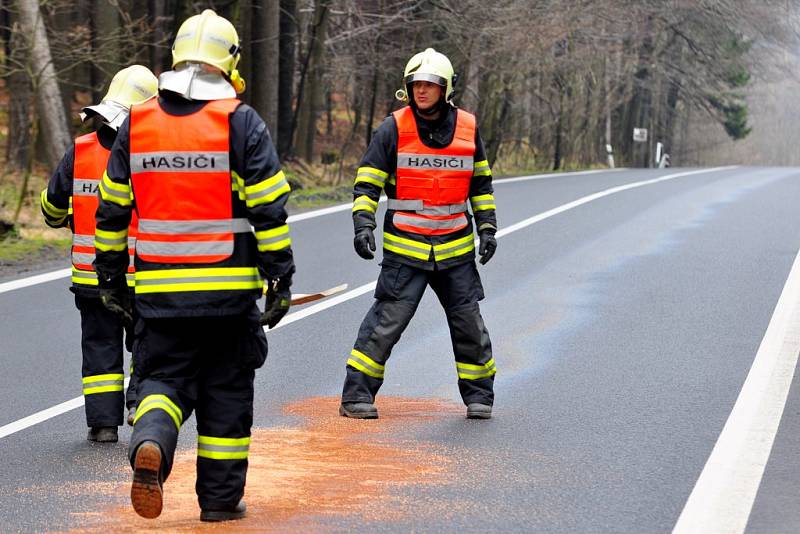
[405,72,447,87]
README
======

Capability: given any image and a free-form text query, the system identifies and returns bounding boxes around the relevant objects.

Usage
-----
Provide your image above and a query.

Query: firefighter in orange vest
[41,65,158,443]
[94,10,294,522]
[340,48,498,420]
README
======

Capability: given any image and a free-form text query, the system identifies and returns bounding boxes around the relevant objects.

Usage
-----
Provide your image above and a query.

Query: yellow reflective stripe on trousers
[134,394,183,430]
[473,159,491,177]
[134,267,263,294]
[254,224,291,252]
[456,358,497,380]
[352,195,378,214]
[470,193,496,212]
[347,349,385,379]
[383,232,431,261]
[245,170,291,207]
[72,267,99,286]
[197,435,250,460]
[355,166,388,188]
[433,233,475,261]
[82,373,124,395]
[95,227,129,252]
[99,171,132,206]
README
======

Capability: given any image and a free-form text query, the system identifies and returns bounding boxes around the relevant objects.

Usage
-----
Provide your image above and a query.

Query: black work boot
[200,500,247,522]
[131,440,164,519]
[126,406,136,426]
[339,402,378,419]
[466,403,492,419]
[87,427,118,442]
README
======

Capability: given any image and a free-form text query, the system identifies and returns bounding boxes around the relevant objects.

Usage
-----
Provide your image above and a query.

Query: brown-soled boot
[130,440,163,519]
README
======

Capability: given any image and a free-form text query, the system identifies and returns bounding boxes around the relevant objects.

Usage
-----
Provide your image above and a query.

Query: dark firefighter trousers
[128,303,267,511]
[342,259,495,406]
[75,295,138,427]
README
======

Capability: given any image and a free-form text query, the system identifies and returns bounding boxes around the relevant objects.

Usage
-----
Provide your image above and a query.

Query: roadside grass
[0,235,70,265]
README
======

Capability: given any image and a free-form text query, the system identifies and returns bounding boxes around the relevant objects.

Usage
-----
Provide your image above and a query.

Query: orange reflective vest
[72,132,136,285]
[129,98,247,264]
[390,106,476,236]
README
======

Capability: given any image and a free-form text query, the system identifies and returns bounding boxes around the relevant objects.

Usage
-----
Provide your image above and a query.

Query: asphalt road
[1,166,799,533]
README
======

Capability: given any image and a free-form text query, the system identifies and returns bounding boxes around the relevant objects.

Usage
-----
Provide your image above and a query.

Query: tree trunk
[5,23,32,173]
[277,0,297,159]
[91,0,121,101]
[250,0,280,129]
[14,0,71,169]
[295,0,330,162]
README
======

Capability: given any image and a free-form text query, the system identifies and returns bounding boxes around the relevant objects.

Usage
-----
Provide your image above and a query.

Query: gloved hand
[478,230,497,265]
[261,277,292,329]
[354,227,376,260]
[99,287,133,325]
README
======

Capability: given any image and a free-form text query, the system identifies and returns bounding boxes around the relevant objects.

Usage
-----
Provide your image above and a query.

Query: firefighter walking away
[93,10,294,522]
[340,48,498,420]
[41,65,158,442]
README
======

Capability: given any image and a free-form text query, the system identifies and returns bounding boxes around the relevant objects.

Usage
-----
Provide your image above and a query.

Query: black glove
[99,286,133,325]
[478,230,497,265]
[261,277,292,329]
[354,227,376,260]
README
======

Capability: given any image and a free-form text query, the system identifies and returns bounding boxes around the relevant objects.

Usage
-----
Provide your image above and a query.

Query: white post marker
[673,247,800,534]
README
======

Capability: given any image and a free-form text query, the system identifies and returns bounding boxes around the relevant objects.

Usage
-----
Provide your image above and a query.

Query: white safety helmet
[81,65,158,130]
[395,48,457,104]
[159,9,246,100]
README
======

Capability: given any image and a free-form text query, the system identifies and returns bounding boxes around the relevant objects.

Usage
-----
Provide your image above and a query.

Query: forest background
[1,0,799,264]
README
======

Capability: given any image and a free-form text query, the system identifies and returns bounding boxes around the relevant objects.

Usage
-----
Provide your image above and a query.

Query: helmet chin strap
[410,91,446,118]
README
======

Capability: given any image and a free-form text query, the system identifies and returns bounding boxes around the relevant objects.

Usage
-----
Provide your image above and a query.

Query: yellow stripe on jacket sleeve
[355,166,388,188]
[245,170,291,208]
[99,172,132,206]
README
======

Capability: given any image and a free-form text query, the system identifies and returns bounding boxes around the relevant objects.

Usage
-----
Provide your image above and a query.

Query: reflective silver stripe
[131,151,230,173]
[397,153,473,171]
[100,181,131,201]
[384,235,431,255]
[197,444,250,453]
[72,179,100,197]
[456,365,496,377]
[128,237,137,248]
[73,234,94,247]
[257,234,289,247]
[348,353,384,377]
[356,170,387,185]
[83,379,123,389]
[138,218,251,235]
[135,274,260,286]
[136,240,233,258]
[387,199,467,215]
[72,270,96,280]
[72,252,95,265]
[247,178,290,203]
[95,234,127,247]
[471,198,495,209]
[393,213,467,231]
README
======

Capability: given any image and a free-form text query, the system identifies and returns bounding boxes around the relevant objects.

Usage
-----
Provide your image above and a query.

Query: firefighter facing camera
[93,9,294,523]
[341,48,499,421]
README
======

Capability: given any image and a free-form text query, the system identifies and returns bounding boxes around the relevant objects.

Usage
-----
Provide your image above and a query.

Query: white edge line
[0,167,629,293]
[0,165,733,439]
[672,249,800,533]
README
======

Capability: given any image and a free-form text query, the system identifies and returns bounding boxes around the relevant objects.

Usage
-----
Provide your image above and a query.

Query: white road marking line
[0,169,626,294]
[0,268,72,294]
[0,377,129,440]
[672,248,800,534]
[0,166,731,439]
